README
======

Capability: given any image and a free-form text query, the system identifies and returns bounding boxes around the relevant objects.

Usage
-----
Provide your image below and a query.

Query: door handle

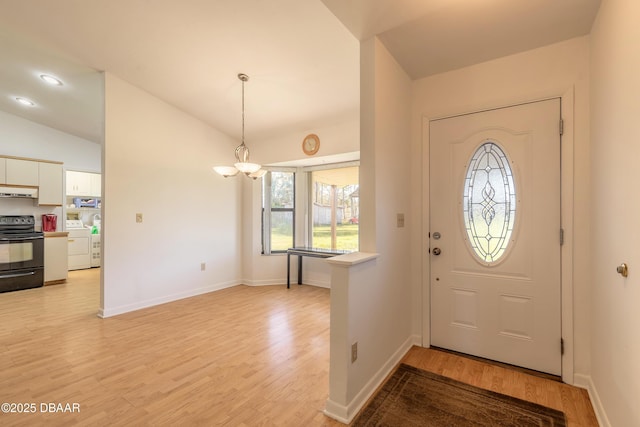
[432,247,441,256]
[616,263,628,277]
[0,236,43,241]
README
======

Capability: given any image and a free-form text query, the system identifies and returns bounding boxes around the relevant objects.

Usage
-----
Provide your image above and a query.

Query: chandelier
[214,73,266,179]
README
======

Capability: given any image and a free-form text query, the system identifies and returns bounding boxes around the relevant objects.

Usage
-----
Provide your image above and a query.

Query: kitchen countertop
[44,231,69,238]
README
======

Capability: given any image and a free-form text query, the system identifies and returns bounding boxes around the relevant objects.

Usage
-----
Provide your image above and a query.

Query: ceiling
[322,0,601,78]
[0,0,600,146]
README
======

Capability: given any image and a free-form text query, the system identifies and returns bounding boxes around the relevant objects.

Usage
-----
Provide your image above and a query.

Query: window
[262,171,295,254]
[463,141,516,264]
[310,166,359,251]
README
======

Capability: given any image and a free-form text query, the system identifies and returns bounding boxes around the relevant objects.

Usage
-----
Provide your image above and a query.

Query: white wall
[0,109,101,230]
[242,118,360,287]
[411,36,592,377]
[589,0,640,425]
[327,36,414,422]
[355,34,414,395]
[101,73,243,316]
[0,110,101,172]
[250,116,359,165]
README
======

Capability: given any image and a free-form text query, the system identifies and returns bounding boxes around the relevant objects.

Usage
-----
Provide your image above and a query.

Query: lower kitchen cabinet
[44,233,68,284]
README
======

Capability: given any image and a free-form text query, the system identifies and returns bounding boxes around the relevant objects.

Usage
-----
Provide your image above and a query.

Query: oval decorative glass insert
[463,142,516,264]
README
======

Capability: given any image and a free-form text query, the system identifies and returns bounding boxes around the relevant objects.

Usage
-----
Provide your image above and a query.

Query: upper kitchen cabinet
[38,162,64,206]
[0,156,64,205]
[6,158,38,186]
[66,170,101,197]
[90,172,101,198]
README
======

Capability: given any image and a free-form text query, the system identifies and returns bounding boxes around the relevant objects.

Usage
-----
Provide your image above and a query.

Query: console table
[286,247,352,288]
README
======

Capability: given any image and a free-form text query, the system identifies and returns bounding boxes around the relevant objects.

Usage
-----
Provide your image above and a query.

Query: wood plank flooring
[401,348,599,427]
[0,269,598,426]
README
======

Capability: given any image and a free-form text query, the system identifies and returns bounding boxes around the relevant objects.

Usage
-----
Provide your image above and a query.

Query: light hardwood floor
[0,269,597,426]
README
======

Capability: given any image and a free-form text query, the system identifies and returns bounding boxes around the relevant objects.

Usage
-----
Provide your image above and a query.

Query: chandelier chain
[241,76,245,146]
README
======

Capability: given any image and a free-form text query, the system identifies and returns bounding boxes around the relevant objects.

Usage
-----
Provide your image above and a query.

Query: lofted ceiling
[0,0,600,146]
[322,0,601,78]
[0,0,359,145]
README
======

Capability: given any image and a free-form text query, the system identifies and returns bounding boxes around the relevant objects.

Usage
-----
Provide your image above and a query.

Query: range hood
[0,186,38,198]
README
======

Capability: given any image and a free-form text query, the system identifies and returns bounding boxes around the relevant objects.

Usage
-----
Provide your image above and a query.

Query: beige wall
[360,33,414,367]
[590,0,640,425]
[410,36,592,377]
[250,116,359,165]
[331,36,414,419]
[102,73,243,316]
[241,118,360,287]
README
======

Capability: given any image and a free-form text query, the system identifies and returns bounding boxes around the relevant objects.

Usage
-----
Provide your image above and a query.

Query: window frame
[304,161,360,251]
[462,141,517,266]
[262,169,296,255]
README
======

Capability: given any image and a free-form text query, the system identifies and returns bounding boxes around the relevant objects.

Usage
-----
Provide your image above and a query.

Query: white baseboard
[324,334,416,423]
[411,334,422,346]
[574,374,609,427]
[98,280,239,318]
[242,279,285,286]
[98,278,331,318]
[241,279,331,289]
[306,280,331,289]
[323,400,350,424]
[242,278,331,288]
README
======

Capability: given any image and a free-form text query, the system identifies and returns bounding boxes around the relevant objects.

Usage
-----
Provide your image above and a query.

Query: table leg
[298,255,302,285]
[287,253,291,289]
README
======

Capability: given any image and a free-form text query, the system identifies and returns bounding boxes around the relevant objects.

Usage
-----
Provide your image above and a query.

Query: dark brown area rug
[352,364,566,426]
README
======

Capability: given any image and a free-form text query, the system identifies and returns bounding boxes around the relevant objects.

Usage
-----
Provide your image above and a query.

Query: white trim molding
[422,89,576,384]
[574,374,609,427]
[324,335,414,423]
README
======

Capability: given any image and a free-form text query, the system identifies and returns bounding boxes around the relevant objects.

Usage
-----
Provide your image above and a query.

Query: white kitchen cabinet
[45,233,69,283]
[90,172,101,197]
[66,170,92,196]
[66,170,101,197]
[38,162,64,206]
[0,158,5,184]
[6,158,38,186]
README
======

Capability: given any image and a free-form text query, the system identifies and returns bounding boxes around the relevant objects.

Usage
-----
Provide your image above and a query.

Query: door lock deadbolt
[433,232,441,240]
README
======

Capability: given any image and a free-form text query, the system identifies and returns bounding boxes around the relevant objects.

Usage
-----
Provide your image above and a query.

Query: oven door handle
[0,236,43,241]
[0,271,36,279]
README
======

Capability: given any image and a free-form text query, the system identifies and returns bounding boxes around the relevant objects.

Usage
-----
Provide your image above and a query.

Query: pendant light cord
[241,77,245,145]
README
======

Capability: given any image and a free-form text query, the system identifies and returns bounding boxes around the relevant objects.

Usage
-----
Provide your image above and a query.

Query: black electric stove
[0,215,45,293]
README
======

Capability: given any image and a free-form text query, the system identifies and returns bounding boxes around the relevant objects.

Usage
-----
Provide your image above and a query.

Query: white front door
[429,99,562,375]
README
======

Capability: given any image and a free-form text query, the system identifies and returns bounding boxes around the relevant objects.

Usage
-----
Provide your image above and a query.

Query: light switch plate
[136,213,143,223]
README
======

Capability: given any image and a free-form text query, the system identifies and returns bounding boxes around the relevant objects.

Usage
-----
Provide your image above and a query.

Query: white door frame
[421,90,575,384]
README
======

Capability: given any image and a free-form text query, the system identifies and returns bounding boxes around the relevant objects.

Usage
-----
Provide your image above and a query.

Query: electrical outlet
[136,213,143,223]
[351,342,358,363]
[201,262,206,271]
[397,213,405,228]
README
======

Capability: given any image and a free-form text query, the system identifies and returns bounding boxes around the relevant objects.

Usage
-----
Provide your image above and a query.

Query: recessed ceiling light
[40,74,63,86]
[15,97,36,107]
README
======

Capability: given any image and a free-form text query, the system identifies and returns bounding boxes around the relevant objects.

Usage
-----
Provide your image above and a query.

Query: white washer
[66,220,91,270]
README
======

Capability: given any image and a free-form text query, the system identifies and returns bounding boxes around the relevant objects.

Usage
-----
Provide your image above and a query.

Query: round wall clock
[302,134,320,156]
